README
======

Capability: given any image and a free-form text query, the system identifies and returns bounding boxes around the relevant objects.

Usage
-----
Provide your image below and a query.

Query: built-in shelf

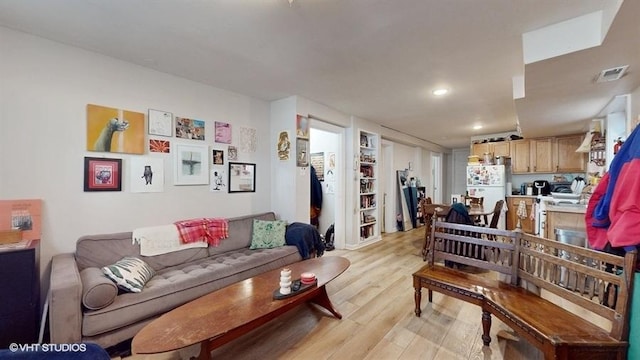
[356,130,380,244]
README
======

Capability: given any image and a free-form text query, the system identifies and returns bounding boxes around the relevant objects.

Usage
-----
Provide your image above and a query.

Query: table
[132,256,350,360]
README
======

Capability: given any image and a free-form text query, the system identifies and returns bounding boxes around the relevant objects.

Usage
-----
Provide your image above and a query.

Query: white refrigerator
[466,165,507,230]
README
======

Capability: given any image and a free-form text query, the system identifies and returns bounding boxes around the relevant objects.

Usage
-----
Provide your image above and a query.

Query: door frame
[309,119,346,250]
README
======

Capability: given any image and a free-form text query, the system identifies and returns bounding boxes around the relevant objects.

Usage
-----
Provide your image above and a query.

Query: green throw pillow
[102,257,155,293]
[250,219,287,249]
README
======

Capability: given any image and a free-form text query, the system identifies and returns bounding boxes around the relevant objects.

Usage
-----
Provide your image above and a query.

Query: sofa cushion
[208,212,277,256]
[82,246,301,337]
[80,267,118,310]
[250,219,287,249]
[102,257,155,293]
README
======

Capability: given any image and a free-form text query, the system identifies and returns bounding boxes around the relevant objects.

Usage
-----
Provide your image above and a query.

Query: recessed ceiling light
[432,88,449,96]
[473,125,483,130]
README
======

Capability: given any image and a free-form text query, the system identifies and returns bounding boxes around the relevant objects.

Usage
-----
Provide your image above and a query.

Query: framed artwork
[310,152,324,181]
[149,139,170,153]
[212,149,224,165]
[228,162,256,193]
[86,104,145,154]
[210,167,226,192]
[228,146,238,161]
[296,138,309,167]
[84,157,122,192]
[174,143,209,185]
[175,117,205,140]
[296,115,309,139]
[240,127,256,153]
[130,156,164,193]
[148,109,173,137]
[215,121,232,144]
[277,131,291,160]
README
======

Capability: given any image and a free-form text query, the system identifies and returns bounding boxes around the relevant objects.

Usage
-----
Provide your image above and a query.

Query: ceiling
[0,0,638,149]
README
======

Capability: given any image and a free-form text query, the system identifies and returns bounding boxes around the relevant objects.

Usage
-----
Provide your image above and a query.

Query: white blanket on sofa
[132,225,208,256]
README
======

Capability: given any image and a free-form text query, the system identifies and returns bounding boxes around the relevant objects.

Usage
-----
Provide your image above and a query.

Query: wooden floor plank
[123,227,544,360]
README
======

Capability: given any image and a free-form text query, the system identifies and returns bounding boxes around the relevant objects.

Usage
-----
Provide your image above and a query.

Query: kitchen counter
[506,195,537,199]
[545,203,587,214]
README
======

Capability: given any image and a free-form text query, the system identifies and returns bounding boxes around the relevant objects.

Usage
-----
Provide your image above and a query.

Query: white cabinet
[357,130,380,243]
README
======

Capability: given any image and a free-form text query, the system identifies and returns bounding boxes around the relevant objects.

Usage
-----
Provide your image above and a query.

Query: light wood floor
[121,227,543,360]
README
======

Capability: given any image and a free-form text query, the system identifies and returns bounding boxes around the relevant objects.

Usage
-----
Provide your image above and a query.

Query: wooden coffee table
[132,256,350,360]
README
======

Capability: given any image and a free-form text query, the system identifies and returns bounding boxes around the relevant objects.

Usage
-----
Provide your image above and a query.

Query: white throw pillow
[102,257,155,293]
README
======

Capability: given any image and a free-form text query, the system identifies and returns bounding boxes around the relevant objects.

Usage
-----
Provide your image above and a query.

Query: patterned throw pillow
[102,257,155,293]
[250,219,287,249]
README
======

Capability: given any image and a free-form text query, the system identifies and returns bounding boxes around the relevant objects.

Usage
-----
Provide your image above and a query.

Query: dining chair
[421,202,450,261]
[487,199,505,229]
[468,196,484,207]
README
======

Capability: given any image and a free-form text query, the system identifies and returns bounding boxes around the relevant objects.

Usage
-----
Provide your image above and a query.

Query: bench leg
[481,310,492,346]
[414,285,422,317]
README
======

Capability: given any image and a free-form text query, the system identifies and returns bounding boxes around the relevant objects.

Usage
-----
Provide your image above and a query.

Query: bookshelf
[358,130,380,242]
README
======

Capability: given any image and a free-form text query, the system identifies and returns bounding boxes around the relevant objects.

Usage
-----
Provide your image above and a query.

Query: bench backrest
[428,221,519,286]
[518,232,636,341]
[428,221,637,341]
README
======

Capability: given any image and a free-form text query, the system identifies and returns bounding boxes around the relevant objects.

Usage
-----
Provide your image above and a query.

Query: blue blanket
[285,222,325,259]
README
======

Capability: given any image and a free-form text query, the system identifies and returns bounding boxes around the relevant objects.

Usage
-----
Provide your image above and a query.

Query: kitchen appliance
[466,165,506,229]
[532,180,551,195]
[550,181,573,193]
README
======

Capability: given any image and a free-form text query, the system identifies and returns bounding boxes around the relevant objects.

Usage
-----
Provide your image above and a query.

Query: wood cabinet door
[492,142,510,157]
[506,197,535,233]
[531,138,554,173]
[471,143,491,157]
[556,135,586,172]
[511,140,531,173]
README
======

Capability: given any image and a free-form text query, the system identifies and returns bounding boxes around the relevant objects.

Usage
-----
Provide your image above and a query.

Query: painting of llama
[87,104,145,154]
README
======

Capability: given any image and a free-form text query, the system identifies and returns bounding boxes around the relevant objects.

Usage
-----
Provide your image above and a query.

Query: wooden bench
[413,221,637,360]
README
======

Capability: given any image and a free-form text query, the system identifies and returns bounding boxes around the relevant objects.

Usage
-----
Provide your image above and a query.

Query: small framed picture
[84,157,122,192]
[228,162,256,193]
[174,143,209,185]
[212,149,224,165]
[148,109,173,137]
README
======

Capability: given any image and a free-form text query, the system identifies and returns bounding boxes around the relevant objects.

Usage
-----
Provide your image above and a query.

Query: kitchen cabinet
[506,196,535,234]
[511,135,583,174]
[511,140,531,173]
[470,141,510,158]
[545,208,586,240]
[555,135,586,172]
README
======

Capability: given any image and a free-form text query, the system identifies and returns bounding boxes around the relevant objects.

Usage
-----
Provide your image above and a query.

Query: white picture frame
[130,156,165,193]
[174,143,209,185]
[148,109,173,137]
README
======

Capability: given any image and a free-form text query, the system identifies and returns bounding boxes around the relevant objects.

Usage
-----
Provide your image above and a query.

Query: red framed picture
[84,157,122,192]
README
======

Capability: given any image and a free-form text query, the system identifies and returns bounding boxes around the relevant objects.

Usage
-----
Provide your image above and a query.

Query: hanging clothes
[310,165,323,227]
[587,124,640,249]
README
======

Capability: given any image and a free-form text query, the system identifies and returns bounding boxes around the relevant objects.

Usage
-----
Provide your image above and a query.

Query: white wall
[270,96,300,223]
[0,27,272,285]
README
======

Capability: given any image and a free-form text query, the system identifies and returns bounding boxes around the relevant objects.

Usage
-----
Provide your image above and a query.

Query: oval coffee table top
[132,255,350,355]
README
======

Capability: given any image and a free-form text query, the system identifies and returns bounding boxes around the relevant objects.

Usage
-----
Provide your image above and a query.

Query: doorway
[309,120,346,250]
[431,153,443,203]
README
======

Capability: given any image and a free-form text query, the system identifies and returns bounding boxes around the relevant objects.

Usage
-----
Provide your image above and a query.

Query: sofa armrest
[49,253,83,344]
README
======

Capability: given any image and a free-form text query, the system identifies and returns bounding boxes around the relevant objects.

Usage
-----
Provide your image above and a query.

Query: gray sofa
[49,212,303,348]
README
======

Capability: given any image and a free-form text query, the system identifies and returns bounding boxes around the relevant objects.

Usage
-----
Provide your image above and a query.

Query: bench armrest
[49,253,83,344]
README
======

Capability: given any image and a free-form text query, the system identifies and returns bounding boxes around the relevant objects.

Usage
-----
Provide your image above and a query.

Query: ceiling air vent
[596,65,629,83]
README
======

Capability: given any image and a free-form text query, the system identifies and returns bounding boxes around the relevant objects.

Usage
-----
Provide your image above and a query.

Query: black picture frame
[84,157,122,192]
[228,162,256,193]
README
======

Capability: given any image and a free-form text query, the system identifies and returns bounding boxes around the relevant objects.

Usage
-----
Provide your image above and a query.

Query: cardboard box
[0,230,22,244]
